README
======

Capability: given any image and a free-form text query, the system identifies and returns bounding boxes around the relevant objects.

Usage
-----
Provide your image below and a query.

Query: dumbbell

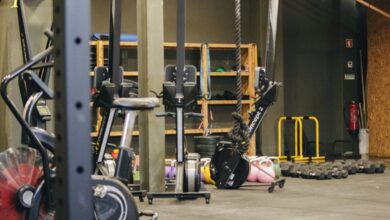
[165,159,176,179]
[364,161,376,174]
[289,163,305,177]
[333,161,349,178]
[316,164,333,180]
[301,166,313,179]
[280,161,294,177]
[345,159,358,174]
[374,161,386,173]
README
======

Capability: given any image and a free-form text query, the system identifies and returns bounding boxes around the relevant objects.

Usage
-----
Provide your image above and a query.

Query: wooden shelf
[165,129,203,135]
[91,130,137,137]
[90,40,258,155]
[97,41,251,49]
[91,71,248,78]
[91,129,203,137]
[196,71,249,77]
[209,128,231,133]
[90,71,138,77]
[198,100,251,105]
[123,71,138,76]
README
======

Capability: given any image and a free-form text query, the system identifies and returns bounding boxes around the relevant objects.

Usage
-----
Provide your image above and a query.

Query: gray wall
[0,0,52,150]
[1,0,360,157]
[0,0,263,152]
[282,0,359,156]
[255,0,285,156]
[92,0,252,43]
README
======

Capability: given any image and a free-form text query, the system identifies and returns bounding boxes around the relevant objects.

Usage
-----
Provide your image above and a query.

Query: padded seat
[112,97,159,110]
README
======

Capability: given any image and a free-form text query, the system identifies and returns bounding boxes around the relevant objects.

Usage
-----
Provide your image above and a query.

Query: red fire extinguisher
[348,101,359,133]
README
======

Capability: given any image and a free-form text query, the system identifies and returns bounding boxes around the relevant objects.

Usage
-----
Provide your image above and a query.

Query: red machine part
[0,147,53,220]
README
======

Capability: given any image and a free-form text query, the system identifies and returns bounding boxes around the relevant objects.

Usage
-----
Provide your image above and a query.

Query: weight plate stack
[194,136,221,158]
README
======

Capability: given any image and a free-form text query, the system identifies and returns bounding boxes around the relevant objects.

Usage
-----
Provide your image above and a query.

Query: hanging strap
[200,43,212,100]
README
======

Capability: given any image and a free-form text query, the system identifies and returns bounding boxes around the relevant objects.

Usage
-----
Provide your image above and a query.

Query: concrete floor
[138,170,390,220]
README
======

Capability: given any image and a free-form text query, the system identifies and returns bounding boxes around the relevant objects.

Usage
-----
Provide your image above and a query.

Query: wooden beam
[357,0,390,20]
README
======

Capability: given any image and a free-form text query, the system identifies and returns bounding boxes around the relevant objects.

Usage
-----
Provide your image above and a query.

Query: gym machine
[0,41,158,220]
[0,0,158,219]
[146,0,211,204]
[210,0,286,191]
[91,0,148,201]
[15,0,54,145]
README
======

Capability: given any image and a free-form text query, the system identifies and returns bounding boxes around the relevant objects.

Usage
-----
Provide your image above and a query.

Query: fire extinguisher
[346,101,359,133]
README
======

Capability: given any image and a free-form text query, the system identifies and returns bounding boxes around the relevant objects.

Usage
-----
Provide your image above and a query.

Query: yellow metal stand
[294,117,309,162]
[277,116,325,162]
[277,116,304,161]
[307,116,326,162]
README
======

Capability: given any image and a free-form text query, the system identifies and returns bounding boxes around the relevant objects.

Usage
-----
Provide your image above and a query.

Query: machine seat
[112,97,159,110]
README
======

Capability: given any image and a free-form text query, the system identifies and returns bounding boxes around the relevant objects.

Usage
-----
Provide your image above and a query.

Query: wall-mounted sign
[347,60,353,69]
[344,74,355,80]
[346,39,353,48]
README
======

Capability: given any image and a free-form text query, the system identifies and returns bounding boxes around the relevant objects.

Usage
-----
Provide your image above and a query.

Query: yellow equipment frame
[277,116,325,162]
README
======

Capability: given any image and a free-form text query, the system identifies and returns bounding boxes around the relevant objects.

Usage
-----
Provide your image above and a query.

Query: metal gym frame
[53,0,93,219]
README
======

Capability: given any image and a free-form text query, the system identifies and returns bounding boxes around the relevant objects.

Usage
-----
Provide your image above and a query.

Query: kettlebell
[203,161,216,185]
[165,159,173,179]
[247,157,262,182]
[269,156,282,179]
[256,158,275,183]
[165,166,171,178]
[171,160,177,178]
[164,159,176,179]
[200,165,205,182]
[200,158,211,182]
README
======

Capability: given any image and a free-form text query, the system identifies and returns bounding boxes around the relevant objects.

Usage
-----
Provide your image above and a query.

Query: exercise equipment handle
[22,71,54,99]
[44,29,54,40]
[184,112,203,118]
[156,112,176,118]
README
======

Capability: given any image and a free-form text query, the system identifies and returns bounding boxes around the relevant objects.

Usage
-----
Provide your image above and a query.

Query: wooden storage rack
[90,41,259,155]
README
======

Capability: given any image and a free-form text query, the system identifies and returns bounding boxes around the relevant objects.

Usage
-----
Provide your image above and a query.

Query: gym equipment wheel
[278,180,285,189]
[268,185,275,193]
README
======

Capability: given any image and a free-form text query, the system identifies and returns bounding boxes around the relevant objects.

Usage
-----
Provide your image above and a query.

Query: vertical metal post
[176,0,186,96]
[16,0,32,64]
[53,0,93,219]
[108,0,123,92]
